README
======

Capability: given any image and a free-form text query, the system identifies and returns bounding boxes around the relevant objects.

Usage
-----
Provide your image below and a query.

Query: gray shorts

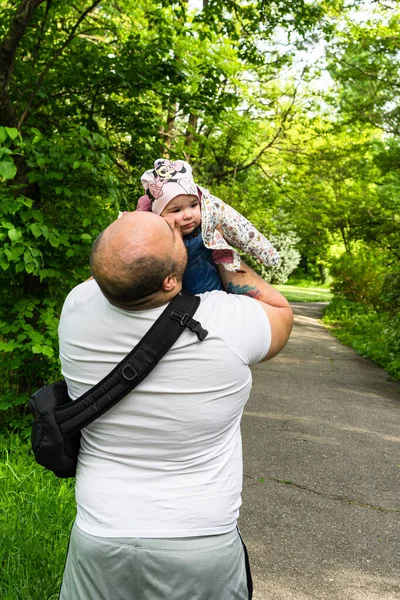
[59,523,252,600]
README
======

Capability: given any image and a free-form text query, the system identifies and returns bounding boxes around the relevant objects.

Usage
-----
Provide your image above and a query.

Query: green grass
[275,284,333,303]
[0,435,75,600]
[276,283,399,380]
[323,297,400,381]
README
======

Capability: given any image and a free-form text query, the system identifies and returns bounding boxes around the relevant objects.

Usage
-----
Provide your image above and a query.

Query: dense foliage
[0,0,399,430]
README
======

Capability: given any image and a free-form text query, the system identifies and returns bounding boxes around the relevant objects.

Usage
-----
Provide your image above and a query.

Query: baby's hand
[215,224,224,237]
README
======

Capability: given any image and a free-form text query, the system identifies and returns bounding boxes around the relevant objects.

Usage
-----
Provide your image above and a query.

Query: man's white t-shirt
[59,280,271,538]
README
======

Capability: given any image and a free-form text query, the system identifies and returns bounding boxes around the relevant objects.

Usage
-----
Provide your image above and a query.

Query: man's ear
[162,274,178,292]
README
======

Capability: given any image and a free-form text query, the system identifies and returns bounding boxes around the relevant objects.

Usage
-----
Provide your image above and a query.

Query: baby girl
[137,158,280,295]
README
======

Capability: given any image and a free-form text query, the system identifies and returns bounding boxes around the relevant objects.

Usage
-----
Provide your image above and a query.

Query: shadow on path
[240,302,400,599]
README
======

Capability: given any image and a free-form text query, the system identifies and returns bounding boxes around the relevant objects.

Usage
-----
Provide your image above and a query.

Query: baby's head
[140,159,201,235]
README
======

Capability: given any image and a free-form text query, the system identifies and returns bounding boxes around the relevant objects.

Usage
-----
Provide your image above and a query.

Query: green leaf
[25,263,35,274]
[0,127,7,143]
[47,170,64,180]
[14,394,28,406]
[81,233,92,241]
[30,223,42,238]
[0,160,17,180]
[8,228,22,242]
[31,344,54,357]
[5,127,19,140]
[49,233,60,247]
[0,341,17,352]
[42,346,54,358]
[39,268,60,279]
[31,209,43,222]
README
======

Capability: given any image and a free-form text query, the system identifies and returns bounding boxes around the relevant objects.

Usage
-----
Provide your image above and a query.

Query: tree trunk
[0,0,46,127]
[184,113,198,162]
[162,102,177,158]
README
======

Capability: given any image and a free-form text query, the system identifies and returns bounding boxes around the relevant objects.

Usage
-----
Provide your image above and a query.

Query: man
[59,211,293,600]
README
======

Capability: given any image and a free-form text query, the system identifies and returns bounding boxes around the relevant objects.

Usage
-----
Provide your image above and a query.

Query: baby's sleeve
[218,200,280,267]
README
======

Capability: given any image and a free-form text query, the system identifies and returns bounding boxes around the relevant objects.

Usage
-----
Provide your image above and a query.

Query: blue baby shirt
[182,228,223,294]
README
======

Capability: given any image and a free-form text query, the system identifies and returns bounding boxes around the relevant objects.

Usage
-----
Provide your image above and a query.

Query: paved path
[240,303,400,600]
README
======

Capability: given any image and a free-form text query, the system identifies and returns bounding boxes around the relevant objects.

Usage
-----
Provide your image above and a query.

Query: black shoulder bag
[29,292,208,478]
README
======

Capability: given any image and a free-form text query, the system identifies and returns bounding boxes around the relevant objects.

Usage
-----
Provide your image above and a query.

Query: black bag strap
[55,292,208,438]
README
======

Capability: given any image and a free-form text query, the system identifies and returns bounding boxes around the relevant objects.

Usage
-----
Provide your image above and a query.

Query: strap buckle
[190,321,208,342]
[170,310,190,327]
[170,310,208,341]
[121,364,138,381]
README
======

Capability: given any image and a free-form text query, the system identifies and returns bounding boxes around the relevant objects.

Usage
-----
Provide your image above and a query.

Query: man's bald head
[90,212,187,309]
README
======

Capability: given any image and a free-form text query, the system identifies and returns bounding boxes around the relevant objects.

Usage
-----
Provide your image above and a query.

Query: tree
[326,3,400,136]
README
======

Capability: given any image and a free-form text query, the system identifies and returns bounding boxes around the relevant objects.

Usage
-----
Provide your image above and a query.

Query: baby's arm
[213,197,280,267]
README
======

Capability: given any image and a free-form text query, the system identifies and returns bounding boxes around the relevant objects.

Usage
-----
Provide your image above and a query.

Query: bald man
[58,211,293,600]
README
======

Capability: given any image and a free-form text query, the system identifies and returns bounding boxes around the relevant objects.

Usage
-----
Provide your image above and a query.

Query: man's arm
[217,261,293,361]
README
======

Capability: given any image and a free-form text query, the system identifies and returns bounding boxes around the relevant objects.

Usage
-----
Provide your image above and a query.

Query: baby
[138,158,280,295]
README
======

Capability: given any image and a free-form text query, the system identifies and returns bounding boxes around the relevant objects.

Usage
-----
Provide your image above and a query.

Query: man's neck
[111,289,179,311]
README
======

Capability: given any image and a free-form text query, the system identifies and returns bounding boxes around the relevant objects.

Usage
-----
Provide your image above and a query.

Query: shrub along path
[240,302,400,600]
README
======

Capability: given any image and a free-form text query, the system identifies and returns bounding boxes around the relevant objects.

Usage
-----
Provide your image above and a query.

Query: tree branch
[215,69,304,179]
[32,0,53,66]
[18,0,102,128]
[255,163,298,204]
[370,0,398,10]
[333,55,400,90]
[0,0,46,126]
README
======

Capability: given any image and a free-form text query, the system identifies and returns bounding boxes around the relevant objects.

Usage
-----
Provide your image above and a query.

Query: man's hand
[217,261,293,361]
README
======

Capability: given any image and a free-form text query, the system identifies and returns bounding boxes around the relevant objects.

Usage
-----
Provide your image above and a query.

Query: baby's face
[161,194,201,235]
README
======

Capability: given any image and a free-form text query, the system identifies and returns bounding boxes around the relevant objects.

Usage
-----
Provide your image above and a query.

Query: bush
[381,270,400,315]
[0,127,120,430]
[0,295,61,430]
[329,249,386,308]
[256,231,301,284]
